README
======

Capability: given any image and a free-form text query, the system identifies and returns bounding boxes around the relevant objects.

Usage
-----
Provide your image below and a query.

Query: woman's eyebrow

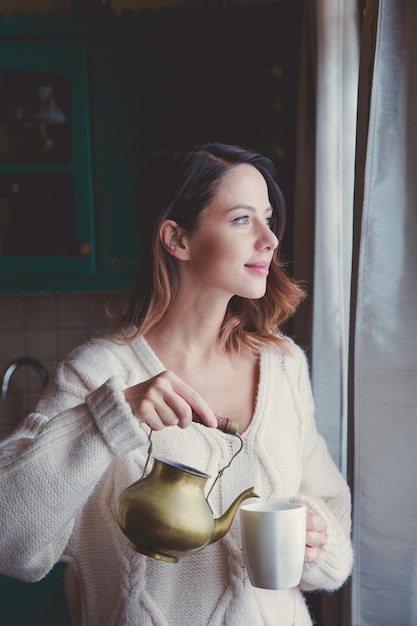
[226,204,273,213]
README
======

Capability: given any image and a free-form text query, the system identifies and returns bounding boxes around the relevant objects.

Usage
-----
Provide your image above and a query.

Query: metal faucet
[1,357,49,401]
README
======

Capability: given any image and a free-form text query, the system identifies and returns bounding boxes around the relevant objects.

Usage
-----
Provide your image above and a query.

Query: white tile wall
[0,289,128,439]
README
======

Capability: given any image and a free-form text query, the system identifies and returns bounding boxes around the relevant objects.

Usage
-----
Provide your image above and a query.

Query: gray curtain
[292,3,360,620]
[350,0,417,623]
[293,0,417,624]
[293,0,360,474]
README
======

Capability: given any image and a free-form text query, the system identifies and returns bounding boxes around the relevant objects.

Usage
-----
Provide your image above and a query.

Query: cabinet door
[88,37,143,289]
[0,40,95,283]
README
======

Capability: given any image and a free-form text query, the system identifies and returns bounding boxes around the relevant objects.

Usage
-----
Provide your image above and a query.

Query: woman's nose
[256,223,279,251]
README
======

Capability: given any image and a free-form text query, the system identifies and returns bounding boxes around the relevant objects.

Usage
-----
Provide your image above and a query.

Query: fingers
[137,374,193,430]
[124,370,217,431]
[305,544,322,563]
[137,395,185,430]
[304,509,327,563]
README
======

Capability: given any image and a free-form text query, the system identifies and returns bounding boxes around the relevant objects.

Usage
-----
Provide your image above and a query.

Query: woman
[0,143,353,625]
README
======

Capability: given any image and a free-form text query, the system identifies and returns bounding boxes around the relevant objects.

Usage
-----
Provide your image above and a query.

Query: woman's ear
[159,220,190,260]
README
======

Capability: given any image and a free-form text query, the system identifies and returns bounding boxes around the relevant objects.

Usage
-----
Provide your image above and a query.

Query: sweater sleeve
[290,348,353,592]
[0,343,149,583]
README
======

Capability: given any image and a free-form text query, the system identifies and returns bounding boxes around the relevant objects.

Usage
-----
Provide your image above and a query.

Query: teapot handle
[205,433,244,500]
[140,425,244,488]
[192,411,239,435]
[140,428,154,480]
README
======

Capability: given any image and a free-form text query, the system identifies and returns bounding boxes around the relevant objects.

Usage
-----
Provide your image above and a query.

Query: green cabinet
[0,39,96,284]
[87,36,144,292]
[0,16,143,293]
[0,564,72,626]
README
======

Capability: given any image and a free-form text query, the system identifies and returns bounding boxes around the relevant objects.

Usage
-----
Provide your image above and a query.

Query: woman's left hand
[304,507,327,563]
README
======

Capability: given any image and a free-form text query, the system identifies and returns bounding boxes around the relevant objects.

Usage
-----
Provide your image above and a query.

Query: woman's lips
[244,263,270,277]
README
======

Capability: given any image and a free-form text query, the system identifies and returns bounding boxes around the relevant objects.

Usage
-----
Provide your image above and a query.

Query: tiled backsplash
[0,289,128,439]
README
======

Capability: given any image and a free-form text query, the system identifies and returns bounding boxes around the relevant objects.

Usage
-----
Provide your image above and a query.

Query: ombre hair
[112,143,305,353]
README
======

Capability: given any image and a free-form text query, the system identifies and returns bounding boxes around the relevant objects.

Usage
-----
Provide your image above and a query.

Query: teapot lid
[154,457,210,479]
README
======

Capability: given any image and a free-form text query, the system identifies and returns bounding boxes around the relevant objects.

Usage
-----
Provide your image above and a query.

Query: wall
[0,0,276,18]
[0,289,127,439]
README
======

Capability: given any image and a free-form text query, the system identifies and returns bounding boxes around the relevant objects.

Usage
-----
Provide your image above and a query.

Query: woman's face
[181,163,279,302]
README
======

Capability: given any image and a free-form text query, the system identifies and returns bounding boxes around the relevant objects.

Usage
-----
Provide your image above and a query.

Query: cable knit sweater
[0,335,353,626]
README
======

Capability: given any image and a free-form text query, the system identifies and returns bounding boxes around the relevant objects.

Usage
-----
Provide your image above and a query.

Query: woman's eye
[232,215,250,224]
[265,216,273,228]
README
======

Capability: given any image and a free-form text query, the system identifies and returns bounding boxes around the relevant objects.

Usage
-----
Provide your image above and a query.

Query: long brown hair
[112,143,305,353]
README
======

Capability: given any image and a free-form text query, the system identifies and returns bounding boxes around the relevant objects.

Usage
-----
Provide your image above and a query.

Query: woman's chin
[235,287,267,300]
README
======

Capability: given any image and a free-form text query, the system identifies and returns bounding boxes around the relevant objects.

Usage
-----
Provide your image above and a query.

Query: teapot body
[116,457,215,563]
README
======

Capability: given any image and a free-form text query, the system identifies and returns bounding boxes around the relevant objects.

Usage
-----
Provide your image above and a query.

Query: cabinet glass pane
[0,69,71,163]
[0,172,76,256]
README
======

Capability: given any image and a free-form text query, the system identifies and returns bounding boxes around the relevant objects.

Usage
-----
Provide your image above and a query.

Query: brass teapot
[116,418,258,563]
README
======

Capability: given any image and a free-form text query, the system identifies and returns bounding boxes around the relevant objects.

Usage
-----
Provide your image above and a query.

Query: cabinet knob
[77,242,91,256]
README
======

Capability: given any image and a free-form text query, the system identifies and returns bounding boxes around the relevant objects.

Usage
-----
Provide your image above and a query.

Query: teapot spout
[211,487,259,544]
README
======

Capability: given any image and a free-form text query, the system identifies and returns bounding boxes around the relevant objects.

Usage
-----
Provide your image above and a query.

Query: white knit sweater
[0,335,353,626]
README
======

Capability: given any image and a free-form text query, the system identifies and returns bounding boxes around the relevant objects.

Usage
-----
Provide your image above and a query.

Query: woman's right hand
[123,370,218,431]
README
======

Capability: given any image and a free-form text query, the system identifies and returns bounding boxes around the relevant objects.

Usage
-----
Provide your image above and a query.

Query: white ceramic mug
[239,501,306,590]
